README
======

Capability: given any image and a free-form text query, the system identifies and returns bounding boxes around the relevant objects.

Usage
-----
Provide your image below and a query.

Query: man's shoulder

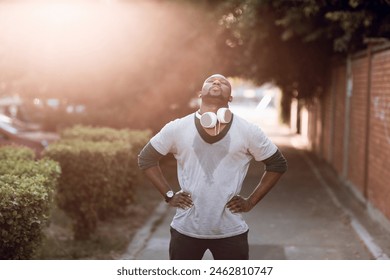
[168,113,194,125]
[179,113,195,122]
[161,113,194,131]
[232,114,259,129]
[232,114,269,137]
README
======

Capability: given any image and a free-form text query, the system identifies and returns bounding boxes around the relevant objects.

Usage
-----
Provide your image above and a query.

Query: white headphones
[195,108,232,128]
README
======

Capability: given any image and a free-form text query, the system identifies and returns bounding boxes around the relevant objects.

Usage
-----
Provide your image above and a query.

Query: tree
[206,0,390,99]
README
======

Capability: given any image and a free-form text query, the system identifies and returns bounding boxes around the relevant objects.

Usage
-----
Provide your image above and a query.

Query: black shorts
[169,227,249,260]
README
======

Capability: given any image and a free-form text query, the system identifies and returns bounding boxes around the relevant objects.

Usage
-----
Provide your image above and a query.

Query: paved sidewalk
[121,122,390,260]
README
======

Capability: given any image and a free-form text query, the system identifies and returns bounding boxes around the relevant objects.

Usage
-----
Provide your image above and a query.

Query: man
[138,74,287,260]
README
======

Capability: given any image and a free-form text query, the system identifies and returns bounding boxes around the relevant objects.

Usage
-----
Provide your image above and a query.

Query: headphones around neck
[195,108,233,128]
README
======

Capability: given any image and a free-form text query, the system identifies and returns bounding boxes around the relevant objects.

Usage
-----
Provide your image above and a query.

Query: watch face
[166,190,174,198]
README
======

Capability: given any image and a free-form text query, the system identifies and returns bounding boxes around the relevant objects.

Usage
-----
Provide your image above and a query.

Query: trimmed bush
[60,125,151,155]
[0,145,35,161]
[60,125,131,142]
[0,148,60,259]
[0,158,61,206]
[44,125,150,240]
[44,140,131,239]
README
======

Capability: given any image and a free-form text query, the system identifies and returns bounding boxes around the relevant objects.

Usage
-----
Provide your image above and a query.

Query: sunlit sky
[0,0,215,102]
[0,1,145,71]
[0,0,241,119]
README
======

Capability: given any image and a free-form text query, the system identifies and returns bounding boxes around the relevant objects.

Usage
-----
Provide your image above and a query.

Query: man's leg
[169,227,208,260]
[208,231,249,260]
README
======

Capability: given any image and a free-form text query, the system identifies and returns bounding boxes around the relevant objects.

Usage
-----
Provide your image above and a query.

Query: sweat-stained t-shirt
[150,113,278,239]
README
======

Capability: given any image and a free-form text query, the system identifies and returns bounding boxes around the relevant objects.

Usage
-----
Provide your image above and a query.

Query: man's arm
[143,165,172,198]
[226,149,287,213]
[138,142,193,209]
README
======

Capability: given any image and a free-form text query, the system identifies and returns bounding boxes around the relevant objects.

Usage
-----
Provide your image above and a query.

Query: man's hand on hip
[226,195,254,213]
[169,191,193,209]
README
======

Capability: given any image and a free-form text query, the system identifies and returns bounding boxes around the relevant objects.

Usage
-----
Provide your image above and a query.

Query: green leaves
[206,0,390,102]
[0,148,60,259]
[44,125,150,240]
[0,145,35,161]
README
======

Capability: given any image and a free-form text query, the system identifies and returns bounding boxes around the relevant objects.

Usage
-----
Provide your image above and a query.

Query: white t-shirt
[150,113,277,239]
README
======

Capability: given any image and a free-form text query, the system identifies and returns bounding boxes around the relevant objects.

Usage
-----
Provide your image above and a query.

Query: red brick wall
[300,46,390,220]
[368,50,390,220]
[347,57,369,193]
[298,46,390,222]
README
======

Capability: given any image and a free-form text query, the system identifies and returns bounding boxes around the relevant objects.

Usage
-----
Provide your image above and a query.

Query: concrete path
[121,113,390,260]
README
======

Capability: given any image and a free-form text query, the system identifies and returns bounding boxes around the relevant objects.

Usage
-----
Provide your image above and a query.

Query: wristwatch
[165,190,175,203]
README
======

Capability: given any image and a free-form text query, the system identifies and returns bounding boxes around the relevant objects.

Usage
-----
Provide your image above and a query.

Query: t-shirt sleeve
[149,120,177,155]
[247,124,278,161]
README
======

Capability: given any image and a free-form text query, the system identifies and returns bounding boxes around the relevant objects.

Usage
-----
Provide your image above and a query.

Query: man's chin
[202,94,228,103]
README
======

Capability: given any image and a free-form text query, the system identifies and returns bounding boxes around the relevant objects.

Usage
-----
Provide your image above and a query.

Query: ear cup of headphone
[200,112,218,128]
[217,108,232,124]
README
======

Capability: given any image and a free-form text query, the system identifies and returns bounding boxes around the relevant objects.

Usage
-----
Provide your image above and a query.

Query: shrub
[60,125,151,153]
[44,140,132,239]
[60,124,151,184]
[60,125,150,178]
[44,126,150,240]
[0,158,61,205]
[0,145,35,161]
[0,152,60,259]
[60,125,131,142]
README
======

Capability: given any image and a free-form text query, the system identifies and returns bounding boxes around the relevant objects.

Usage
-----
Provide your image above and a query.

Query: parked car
[0,114,59,156]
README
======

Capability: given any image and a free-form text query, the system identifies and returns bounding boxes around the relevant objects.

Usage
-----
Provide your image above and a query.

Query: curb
[120,202,169,260]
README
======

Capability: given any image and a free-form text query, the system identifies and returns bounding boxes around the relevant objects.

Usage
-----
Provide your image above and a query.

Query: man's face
[201,74,232,102]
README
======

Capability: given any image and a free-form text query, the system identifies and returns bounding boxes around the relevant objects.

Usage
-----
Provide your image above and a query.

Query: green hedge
[61,125,131,142]
[44,126,150,240]
[0,158,60,206]
[0,145,35,161]
[0,147,60,259]
[60,125,151,156]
